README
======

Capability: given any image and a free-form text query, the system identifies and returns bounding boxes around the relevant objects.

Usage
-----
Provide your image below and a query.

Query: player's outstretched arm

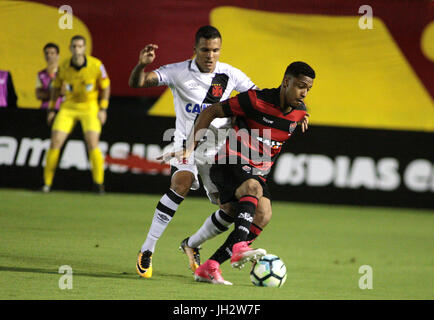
[128,44,160,88]
[157,103,226,163]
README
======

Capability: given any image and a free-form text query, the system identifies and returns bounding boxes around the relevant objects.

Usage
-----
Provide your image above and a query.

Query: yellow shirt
[52,55,110,109]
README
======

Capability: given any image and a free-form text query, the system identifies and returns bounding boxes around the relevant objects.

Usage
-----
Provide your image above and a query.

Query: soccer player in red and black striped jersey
[171,61,315,284]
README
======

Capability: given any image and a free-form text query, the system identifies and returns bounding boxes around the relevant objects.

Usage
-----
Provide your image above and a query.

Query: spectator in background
[35,43,62,110]
[0,70,18,108]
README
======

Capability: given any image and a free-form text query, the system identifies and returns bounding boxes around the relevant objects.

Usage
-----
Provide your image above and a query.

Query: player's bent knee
[254,204,272,228]
[170,183,191,197]
[235,179,263,199]
[170,172,194,197]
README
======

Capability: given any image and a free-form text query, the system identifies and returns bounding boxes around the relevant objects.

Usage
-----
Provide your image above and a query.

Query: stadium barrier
[0,107,432,209]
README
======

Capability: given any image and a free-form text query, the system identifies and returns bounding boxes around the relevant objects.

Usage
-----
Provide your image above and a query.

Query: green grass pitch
[0,188,433,300]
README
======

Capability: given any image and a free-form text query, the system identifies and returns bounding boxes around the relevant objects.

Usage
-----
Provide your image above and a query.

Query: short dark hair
[43,43,59,54]
[195,25,221,45]
[285,61,315,79]
[70,35,86,45]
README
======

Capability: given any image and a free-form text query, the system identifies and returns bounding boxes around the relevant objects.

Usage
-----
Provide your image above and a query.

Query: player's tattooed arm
[129,44,159,88]
[128,65,159,88]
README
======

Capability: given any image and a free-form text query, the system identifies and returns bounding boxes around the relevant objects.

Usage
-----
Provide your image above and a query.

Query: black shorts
[210,163,271,204]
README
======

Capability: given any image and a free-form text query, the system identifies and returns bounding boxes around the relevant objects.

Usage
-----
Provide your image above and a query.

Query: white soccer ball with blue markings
[250,254,287,287]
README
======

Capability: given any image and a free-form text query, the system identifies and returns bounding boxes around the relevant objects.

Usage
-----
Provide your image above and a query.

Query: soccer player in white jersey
[128,26,275,282]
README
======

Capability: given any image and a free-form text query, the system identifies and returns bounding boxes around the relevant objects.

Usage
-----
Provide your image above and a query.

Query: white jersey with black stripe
[154,57,256,149]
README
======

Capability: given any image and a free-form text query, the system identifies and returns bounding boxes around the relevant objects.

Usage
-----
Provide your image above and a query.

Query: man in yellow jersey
[42,35,110,194]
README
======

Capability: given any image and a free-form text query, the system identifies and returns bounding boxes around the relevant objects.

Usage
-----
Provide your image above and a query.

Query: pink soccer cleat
[230,241,266,269]
[194,259,233,285]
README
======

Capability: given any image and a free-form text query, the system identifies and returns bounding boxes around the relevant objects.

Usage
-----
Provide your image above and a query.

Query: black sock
[246,223,263,243]
[210,230,237,265]
[232,195,258,243]
[209,195,258,264]
[210,223,263,265]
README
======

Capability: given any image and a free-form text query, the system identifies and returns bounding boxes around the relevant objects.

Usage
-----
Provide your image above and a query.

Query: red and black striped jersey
[217,88,307,178]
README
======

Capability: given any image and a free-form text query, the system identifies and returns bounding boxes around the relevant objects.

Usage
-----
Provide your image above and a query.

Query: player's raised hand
[139,44,158,65]
[299,113,309,133]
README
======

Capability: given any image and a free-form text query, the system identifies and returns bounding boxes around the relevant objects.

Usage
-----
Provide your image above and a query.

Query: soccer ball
[250,254,287,287]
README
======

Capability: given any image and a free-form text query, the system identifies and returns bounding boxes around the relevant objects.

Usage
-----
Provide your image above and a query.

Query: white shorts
[166,125,229,205]
[169,146,200,190]
[195,125,229,204]
[170,161,200,191]
[195,162,218,204]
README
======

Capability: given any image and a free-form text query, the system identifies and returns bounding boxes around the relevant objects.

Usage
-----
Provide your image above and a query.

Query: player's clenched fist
[139,44,159,65]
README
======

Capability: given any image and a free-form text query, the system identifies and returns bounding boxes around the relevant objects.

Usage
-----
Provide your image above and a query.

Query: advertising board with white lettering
[0,108,432,209]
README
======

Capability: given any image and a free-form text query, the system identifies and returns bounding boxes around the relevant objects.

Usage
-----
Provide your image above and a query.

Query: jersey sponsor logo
[262,117,274,124]
[185,103,210,113]
[256,136,283,149]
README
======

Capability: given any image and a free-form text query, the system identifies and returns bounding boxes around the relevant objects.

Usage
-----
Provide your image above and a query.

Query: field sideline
[0,188,432,300]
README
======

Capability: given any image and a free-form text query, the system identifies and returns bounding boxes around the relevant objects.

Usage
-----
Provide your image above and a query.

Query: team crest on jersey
[289,122,297,133]
[212,84,223,97]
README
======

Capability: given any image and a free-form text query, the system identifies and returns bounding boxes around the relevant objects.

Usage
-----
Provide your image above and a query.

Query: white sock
[188,209,234,248]
[141,189,184,253]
